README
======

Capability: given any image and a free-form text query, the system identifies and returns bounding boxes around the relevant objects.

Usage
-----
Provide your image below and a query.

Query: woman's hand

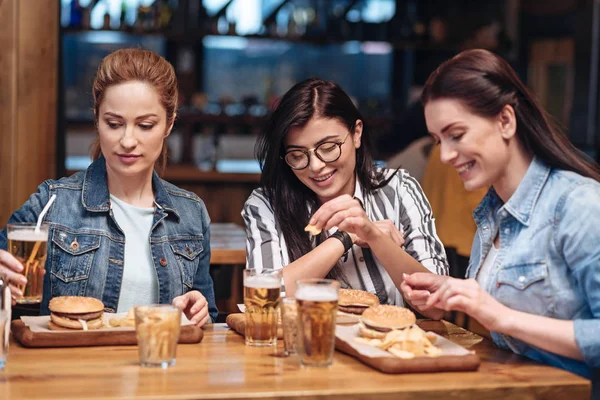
[354,220,404,248]
[172,290,210,327]
[405,273,508,331]
[0,249,28,305]
[400,272,449,317]
[310,195,380,245]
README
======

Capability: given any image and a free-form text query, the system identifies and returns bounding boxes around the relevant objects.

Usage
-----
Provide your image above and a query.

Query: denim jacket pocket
[495,261,553,316]
[497,261,547,290]
[51,228,100,283]
[169,239,203,289]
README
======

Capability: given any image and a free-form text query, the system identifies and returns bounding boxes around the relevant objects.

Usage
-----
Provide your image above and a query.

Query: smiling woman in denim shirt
[0,49,217,326]
[401,49,600,379]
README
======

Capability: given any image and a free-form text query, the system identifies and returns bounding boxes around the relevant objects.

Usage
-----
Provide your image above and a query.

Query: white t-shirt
[476,243,498,291]
[110,195,159,313]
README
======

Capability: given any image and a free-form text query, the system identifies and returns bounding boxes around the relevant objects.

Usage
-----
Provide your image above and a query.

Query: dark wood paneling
[0,0,59,226]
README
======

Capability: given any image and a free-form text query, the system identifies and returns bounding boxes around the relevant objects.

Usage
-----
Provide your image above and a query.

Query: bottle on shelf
[69,0,82,28]
[119,1,128,31]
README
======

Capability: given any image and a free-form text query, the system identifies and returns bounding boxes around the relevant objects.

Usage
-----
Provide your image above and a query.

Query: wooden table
[1,322,590,399]
[210,222,246,265]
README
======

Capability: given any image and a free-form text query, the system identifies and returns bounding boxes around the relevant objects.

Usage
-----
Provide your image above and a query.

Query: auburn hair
[90,48,178,173]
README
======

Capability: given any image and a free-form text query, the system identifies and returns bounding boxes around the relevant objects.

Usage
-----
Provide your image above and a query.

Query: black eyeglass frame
[281,131,352,170]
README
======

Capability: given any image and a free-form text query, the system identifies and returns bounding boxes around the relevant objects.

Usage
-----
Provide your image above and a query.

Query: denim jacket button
[518,276,525,283]
[504,228,510,234]
[159,258,167,267]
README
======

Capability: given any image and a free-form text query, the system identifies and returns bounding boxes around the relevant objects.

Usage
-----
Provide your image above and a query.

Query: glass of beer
[7,223,49,304]
[243,268,281,347]
[295,279,340,367]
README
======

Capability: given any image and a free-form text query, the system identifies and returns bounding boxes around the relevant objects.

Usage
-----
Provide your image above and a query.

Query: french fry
[304,224,321,236]
[357,324,442,359]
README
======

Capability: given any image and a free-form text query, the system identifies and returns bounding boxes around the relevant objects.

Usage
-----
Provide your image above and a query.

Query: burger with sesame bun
[359,304,416,339]
[338,289,380,315]
[48,296,105,331]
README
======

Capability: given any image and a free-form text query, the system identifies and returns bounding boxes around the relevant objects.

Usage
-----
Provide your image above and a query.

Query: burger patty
[363,321,393,333]
[52,311,103,320]
[338,305,369,315]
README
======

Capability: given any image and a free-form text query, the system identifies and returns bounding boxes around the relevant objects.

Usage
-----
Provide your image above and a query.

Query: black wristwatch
[329,230,353,254]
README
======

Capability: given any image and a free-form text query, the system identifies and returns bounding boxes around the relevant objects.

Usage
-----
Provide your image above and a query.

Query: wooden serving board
[335,320,481,374]
[11,320,203,348]
[335,338,481,374]
[225,313,284,339]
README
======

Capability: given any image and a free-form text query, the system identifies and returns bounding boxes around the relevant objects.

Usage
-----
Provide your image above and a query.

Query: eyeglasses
[283,132,351,170]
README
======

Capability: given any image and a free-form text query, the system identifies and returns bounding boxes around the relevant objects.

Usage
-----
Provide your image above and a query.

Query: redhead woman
[0,49,217,326]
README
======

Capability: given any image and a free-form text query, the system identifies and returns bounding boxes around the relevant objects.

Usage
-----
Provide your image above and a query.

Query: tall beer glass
[295,279,340,367]
[7,223,49,304]
[243,269,281,346]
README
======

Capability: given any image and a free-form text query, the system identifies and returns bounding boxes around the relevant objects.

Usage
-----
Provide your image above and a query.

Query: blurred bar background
[2,0,599,227]
[1,0,599,322]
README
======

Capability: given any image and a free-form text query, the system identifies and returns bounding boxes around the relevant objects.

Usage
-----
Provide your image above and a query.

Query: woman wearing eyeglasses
[242,78,448,318]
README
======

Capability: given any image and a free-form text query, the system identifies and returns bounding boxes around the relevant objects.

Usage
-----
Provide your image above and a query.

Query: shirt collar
[82,157,179,219]
[474,157,550,226]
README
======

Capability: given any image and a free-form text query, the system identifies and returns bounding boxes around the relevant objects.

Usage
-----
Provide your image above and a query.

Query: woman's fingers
[310,196,362,229]
[196,313,210,328]
[0,250,23,273]
[191,304,209,326]
[9,283,23,300]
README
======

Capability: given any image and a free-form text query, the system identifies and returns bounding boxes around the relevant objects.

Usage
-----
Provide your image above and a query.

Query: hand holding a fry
[308,195,378,245]
[173,290,210,327]
[0,249,28,305]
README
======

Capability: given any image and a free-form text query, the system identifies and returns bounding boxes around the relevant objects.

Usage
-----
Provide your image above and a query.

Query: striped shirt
[242,169,449,306]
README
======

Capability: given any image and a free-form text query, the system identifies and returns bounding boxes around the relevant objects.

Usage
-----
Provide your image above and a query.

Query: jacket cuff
[574,319,600,367]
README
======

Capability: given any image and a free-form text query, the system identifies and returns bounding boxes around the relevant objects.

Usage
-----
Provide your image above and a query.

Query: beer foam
[7,230,48,242]
[295,286,338,302]
[244,275,281,289]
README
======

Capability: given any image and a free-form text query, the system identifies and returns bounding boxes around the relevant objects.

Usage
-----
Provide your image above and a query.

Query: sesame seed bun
[361,305,416,332]
[49,296,104,314]
[338,289,380,315]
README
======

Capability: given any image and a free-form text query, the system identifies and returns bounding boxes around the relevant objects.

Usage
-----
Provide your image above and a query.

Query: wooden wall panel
[0,0,18,227]
[0,0,58,226]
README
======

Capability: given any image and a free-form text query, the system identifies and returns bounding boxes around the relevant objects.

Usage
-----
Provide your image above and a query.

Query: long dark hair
[256,78,393,265]
[421,49,600,181]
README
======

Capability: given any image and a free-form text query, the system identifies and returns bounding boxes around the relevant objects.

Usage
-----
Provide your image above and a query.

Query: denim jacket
[0,157,218,322]
[468,157,600,378]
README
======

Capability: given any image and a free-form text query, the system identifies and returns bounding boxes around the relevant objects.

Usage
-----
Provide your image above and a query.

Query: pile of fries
[354,324,442,359]
[108,308,136,327]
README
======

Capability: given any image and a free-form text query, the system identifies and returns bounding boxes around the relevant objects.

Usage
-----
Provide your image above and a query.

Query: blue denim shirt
[468,158,600,378]
[0,157,218,322]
